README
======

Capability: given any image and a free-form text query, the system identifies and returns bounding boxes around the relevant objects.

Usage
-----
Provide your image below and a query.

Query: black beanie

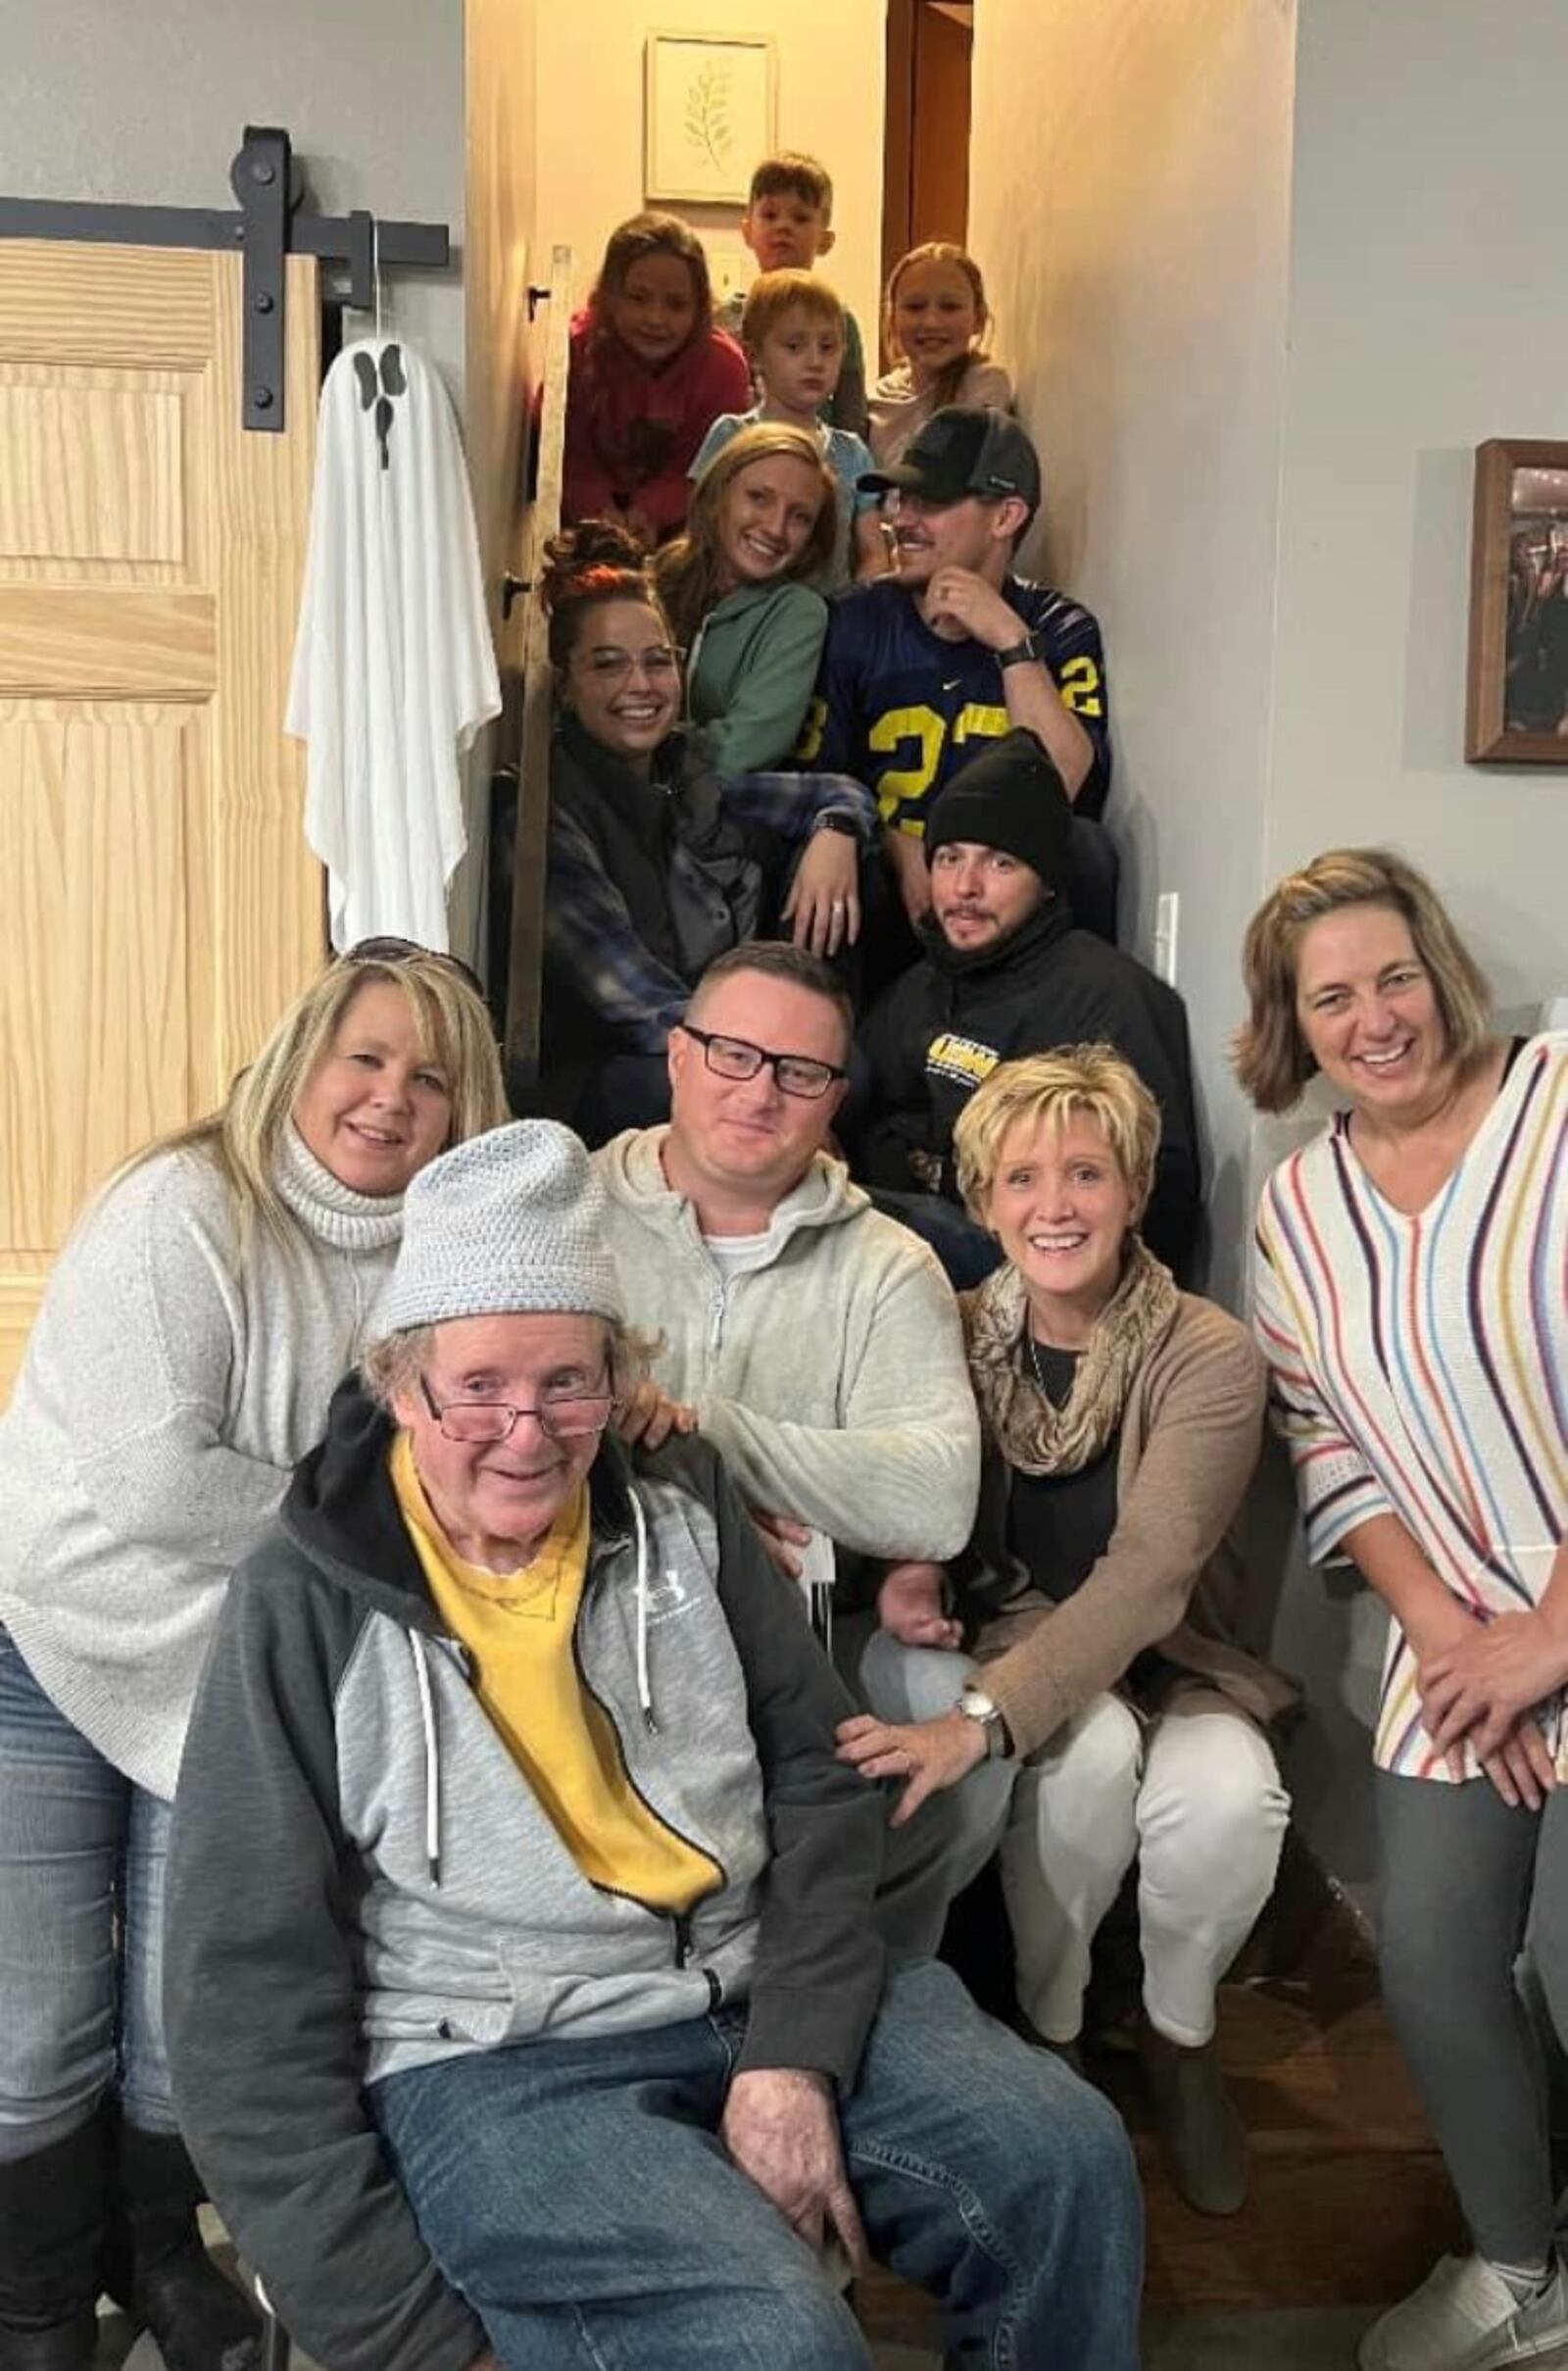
[924,728,1073,894]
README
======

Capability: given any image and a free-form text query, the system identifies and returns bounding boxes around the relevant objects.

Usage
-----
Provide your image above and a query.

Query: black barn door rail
[0,125,450,432]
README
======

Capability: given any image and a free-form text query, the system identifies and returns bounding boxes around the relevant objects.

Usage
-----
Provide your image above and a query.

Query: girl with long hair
[654,420,839,775]
[868,243,1013,470]
[561,212,751,543]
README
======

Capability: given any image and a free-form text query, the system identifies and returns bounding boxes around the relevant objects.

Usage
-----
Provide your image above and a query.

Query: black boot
[1138,2017,1250,2216]
[0,2120,109,2371]
[113,2127,260,2371]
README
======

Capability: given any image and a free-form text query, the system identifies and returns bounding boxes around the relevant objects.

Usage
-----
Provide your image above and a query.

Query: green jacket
[686,579,828,775]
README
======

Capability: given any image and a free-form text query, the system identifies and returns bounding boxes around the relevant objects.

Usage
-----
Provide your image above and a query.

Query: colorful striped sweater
[1252,1032,1568,1780]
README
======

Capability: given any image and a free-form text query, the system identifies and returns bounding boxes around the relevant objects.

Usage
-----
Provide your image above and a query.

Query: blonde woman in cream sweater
[0,945,505,2371]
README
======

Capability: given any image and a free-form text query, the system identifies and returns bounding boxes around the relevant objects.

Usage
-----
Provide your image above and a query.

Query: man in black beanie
[852,728,1200,1285]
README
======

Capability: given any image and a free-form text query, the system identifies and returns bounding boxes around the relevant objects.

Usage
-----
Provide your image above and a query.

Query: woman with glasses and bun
[540,519,874,1144]
[0,945,507,2371]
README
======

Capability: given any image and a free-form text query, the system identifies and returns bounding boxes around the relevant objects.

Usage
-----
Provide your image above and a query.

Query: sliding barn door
[0,244,323,1402]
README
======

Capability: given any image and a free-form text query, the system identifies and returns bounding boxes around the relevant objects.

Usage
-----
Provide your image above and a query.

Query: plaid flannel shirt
[545,767,878,1054]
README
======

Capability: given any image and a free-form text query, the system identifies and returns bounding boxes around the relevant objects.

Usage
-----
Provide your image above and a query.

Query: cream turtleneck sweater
[0,1126,406,1798]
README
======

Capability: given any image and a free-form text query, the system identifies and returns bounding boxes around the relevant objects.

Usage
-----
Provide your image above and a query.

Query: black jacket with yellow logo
[856,900,1201,1278]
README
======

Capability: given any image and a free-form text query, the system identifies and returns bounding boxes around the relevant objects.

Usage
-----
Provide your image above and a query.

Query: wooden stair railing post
[504,241,571,1105]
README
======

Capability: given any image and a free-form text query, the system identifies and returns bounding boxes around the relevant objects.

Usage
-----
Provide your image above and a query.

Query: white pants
[858,1637,1290,2050]
[1007,1692,1290,2047]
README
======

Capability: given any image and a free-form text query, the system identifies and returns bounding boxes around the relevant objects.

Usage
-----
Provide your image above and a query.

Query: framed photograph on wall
[645,31,776,206]
[1466,437,1568,762]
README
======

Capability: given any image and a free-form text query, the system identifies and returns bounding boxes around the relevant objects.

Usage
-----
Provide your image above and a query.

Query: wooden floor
[855,1968,1463,2351]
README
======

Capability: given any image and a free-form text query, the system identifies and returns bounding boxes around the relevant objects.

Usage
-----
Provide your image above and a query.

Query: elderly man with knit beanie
[162,1121,1141,2371]
[855,726,1201,1288]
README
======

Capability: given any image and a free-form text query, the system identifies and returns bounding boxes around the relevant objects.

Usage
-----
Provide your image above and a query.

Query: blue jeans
[0,1623,175,2159]
[373,1956,1141,2369]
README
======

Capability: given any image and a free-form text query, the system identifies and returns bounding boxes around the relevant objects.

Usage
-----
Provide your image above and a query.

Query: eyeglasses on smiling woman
[576,645,682,687]
[680,1025,847,1102]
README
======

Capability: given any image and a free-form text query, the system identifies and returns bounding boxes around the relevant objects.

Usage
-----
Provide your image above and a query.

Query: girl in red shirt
[562,214,750,543]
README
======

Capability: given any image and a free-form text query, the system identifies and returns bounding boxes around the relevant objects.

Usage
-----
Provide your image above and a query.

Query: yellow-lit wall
[533,0,887,352]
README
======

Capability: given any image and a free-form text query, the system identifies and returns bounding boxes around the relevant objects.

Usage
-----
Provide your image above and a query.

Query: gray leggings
[1376,1768,1568,2266]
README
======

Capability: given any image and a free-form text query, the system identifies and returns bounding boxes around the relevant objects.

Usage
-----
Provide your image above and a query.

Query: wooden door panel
[0,243,212,370]
[0,376,186,566]
[0,242,322,1402]
[0,706,209,1249]
[0,588,217,695]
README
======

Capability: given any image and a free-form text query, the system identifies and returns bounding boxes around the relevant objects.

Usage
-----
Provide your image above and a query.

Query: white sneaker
[1358,2252,1568,2370]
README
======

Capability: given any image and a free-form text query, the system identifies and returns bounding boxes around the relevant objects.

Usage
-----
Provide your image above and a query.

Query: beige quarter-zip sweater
[592,1126,980,1563]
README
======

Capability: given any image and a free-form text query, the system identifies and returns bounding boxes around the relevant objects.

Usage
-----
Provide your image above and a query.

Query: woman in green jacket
[655,422,838,775]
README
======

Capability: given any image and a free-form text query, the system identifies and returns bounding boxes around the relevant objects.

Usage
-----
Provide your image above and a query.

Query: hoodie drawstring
[628,1484,658,1734]
[405,1483,654,1879]
[408,1632,442,1886]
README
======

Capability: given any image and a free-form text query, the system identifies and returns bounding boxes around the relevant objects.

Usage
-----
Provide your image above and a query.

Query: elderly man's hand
[613,1378,697,1452]
[876,1560,961,1650]
[721,2067,868,2273]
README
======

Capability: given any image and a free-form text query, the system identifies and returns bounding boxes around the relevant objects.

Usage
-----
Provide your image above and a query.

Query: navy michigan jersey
[796,575,1110,830]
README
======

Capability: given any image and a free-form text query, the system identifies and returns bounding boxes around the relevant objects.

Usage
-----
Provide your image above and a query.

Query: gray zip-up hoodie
[593,1129,981,1561]
[165,1382,886,2371]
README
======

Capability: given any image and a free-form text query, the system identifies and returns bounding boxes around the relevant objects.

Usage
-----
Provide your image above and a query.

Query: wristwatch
[996,629,1042,670]
[957,1685,1012,1760]
[811,810,860,838]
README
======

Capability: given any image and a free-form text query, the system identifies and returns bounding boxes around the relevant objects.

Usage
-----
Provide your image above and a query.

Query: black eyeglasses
[681,1024,847,1103]
[342,937,485,997]
[419,1375,614,1445]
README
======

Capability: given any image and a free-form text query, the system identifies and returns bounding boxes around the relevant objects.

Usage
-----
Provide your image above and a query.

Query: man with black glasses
[594,941,1009,1956]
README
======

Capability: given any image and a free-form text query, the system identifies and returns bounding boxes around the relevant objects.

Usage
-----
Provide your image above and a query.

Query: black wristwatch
[812,810,860,838]
[996,629,1043,670]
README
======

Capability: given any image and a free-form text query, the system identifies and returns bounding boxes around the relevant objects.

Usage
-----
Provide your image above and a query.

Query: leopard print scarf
[963,1239,1180,1476]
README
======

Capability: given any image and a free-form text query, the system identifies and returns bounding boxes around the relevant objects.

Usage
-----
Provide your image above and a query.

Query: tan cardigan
[957,1289,1298,1760]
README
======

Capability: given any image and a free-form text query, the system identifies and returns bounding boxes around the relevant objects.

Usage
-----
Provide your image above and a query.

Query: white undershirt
[700,1229,777,1281]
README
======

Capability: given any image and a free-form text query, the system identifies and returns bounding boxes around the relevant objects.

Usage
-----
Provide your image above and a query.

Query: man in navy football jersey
[798,407,1116,946]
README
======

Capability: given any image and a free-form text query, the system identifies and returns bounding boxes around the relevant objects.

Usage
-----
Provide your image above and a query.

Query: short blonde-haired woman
[839,1045,1294,2215]
[1242,849,1568,2371]
[0,944,506,2371]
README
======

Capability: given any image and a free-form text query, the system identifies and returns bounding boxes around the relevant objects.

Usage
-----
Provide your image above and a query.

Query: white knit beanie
[378,1120,624,1333]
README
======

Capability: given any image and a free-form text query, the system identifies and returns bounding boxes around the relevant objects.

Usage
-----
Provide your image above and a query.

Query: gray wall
[7,0,466,399]
[969,0,1299,1315]
[1264,0,1568,1019]
[971,0,1568,1899]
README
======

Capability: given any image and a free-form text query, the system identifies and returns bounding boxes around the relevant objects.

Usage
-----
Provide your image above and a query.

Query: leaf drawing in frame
[683,62,735,175]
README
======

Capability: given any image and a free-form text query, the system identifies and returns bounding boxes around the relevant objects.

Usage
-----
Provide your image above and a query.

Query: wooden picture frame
[644,31,776,206]
[1465,437,1568,763]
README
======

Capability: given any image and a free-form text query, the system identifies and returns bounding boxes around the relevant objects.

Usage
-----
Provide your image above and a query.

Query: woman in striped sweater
[1239,847,1568,2371]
